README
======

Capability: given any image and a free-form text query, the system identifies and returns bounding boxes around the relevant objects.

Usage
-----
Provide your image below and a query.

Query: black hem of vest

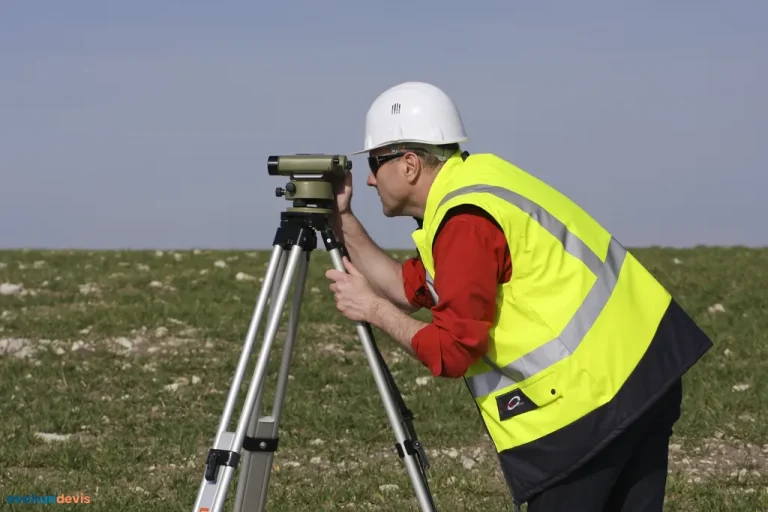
[495,298,714,504]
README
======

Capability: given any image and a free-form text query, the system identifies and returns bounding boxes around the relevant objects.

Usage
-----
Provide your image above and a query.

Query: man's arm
[369,299,425,358]
[333,211,417,313]
[367,208,512,378]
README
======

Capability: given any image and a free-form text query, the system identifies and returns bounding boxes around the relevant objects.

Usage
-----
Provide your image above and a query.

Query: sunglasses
[368,149,426,176]
[368,152,406,176]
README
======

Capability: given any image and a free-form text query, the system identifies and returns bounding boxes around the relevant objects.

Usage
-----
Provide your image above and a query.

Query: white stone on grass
[708,303,726,314]
[36,432,72,443]
[114,338,133,350]
[0,283,23,296]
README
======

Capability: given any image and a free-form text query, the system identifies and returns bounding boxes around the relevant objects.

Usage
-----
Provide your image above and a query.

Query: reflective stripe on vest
[435,184,628,398]
[425,268,439,305]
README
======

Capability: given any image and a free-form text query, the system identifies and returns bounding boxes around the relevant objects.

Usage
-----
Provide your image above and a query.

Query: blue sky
[1,1,765,249]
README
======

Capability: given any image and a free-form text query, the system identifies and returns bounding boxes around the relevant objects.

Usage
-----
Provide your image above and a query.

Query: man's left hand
[326,256,381,323]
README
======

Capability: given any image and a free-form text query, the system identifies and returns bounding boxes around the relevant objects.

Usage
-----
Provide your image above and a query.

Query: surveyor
[325,81,713,511]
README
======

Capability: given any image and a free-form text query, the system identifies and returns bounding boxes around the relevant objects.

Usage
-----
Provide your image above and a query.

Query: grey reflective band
[425,269,440,305]
[434,185,628,398]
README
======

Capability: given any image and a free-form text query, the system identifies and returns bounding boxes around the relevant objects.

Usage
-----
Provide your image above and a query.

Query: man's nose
[366,172,376,187]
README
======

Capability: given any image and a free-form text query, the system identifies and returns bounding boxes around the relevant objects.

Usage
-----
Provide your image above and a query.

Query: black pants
[524,379,683,512]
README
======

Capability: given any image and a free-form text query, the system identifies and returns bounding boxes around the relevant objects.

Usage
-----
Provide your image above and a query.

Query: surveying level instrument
[192,154,437,511]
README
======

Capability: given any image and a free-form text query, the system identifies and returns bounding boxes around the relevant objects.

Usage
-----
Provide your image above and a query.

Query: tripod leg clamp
[395,439,431,470]
[204,449,240,482]
[243,436,279,453]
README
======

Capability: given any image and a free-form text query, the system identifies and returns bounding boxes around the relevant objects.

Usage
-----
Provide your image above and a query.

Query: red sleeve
[410,211,511,378]
[401,256,435,310]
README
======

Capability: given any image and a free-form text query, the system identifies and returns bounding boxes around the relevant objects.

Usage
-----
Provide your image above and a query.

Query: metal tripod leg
[232,250,309,512]
[193,243,307,512]
[231,249,287,508]
[325,243,437,512]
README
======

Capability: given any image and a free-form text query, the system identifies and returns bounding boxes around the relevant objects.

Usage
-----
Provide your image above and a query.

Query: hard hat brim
[349,137,469,156]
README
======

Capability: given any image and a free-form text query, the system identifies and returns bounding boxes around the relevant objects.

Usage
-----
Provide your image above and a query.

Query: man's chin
[381,204,398,218]
[383,209,409,219]
[380,200,405,218]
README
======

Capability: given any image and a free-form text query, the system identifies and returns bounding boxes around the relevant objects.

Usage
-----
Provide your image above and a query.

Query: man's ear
[402,152,422,184]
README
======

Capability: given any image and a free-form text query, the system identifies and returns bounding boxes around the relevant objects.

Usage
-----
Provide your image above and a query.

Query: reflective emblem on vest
[496,388,538,420]
[434,184,628,398]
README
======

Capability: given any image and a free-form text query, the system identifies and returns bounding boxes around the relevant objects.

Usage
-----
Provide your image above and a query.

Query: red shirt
[402,206,512,378]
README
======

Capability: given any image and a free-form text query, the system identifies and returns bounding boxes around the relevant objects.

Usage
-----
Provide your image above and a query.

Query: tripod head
[268,154,352,215]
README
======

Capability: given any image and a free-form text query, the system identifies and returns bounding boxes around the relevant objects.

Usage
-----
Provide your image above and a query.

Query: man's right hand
[325,167,414,313]
[332,170,353,217]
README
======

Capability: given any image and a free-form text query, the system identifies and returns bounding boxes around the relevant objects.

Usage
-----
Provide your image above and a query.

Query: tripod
[192,209,436,512]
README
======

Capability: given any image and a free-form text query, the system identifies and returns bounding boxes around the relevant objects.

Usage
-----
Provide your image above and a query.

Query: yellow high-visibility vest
[411,151,712,503]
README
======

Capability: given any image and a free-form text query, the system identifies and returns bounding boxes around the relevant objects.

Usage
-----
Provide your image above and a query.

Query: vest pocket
[520,369,562,409]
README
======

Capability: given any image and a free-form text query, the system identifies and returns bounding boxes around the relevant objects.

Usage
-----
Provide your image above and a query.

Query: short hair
[398,142,461,169]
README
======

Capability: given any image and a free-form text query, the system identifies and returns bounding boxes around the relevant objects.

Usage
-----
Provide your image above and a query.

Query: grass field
[1,246,766,511]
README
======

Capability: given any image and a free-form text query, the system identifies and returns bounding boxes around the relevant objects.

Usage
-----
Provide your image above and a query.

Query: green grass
[1,246,766,511]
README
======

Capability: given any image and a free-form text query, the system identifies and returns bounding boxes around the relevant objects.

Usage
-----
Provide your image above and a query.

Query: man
[325,81,713,511]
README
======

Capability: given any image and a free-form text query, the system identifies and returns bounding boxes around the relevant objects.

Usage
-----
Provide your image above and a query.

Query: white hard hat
[351,81,469,155]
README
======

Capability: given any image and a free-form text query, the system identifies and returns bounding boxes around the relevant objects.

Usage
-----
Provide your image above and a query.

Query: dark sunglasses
[368,149,428,176]
[368,152,407,176]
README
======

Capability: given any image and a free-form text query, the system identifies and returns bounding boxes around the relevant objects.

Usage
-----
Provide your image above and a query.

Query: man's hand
[326,256,427,359]
[326,256,381,323]
[331,170,353,217]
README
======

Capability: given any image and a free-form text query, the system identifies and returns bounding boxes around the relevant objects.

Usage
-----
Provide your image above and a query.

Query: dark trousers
[523,379,683,512]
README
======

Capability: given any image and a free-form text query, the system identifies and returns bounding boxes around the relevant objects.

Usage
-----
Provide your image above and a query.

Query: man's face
[365,146,420,217]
